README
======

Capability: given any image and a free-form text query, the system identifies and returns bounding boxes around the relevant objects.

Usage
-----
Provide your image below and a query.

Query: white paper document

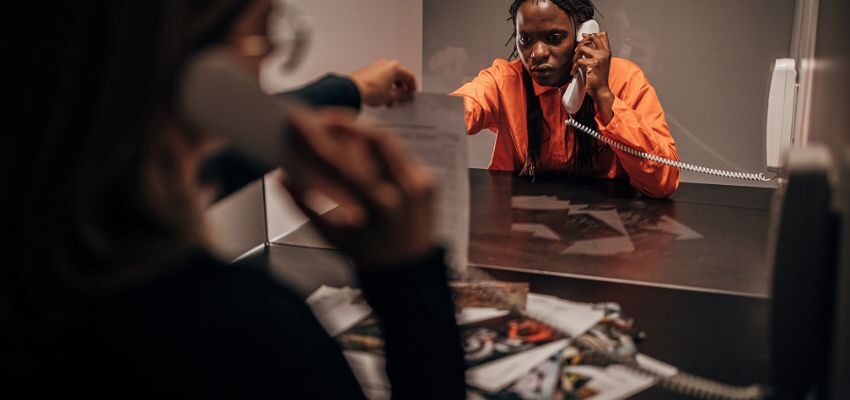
[362,93,470,275]
[305,285,371,337]
[563,364,655,400]
[343,351,390,400]
[525,293,606,338]
[466,339,571,393]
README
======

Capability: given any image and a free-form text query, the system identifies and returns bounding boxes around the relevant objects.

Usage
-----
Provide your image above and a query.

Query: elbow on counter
[633,167,680,199]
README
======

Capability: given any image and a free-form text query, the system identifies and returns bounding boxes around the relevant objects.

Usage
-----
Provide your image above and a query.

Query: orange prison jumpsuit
[451,58,679,198]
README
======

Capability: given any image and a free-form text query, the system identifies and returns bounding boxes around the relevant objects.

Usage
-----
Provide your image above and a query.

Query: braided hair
[507,0,601,177]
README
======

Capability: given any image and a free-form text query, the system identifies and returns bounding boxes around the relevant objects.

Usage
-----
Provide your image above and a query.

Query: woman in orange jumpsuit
[452,0,679,198]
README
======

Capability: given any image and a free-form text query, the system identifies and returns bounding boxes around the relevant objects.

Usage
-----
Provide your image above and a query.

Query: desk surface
[468,169,775,297]
[265,169,776,398]
[275,169,777,297]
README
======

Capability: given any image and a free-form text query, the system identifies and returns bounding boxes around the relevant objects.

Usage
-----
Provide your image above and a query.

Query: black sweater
[15,250,465,399]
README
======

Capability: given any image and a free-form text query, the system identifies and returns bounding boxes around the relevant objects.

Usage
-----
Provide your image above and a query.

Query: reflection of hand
[349,59,417,107]
[280,107,436,268]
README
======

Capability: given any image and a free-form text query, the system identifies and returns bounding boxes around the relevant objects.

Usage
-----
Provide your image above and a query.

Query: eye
[518,35,530,46]
[548,33,564,44]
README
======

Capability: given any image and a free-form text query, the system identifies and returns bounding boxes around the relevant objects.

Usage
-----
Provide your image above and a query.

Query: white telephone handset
[562,19,600,115]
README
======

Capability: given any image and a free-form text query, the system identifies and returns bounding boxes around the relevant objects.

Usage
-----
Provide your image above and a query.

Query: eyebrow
[518,28,569,35]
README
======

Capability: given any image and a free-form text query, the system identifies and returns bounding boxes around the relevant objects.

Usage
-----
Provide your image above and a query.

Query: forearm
[278,74,362,110]
[596,96,680,198]
[358,248,466,400]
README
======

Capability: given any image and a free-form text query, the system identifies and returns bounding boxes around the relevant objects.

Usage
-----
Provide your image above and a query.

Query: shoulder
[610,57,648,81]
[452,58,523,98]
[608,57,653,96]
[478,58,524,85]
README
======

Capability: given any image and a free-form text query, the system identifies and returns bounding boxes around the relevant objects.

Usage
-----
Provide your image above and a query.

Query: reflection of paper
[572,209,628,235]
[306,286,371,336]
[511,223,561,240]
[467,339,570,393]
[512,195,571,210]
[651,215,704,240]
[526,294,605,338]
[362,93,469,276]
[562,235,635,256]
[563,364,655,400]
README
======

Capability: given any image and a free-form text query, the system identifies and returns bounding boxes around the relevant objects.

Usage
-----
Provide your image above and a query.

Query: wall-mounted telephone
[562,19,600,115]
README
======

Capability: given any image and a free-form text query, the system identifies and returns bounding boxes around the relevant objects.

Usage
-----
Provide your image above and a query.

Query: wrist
[591,86,613,105]
[355,245,442,272]
[591,87,615,125]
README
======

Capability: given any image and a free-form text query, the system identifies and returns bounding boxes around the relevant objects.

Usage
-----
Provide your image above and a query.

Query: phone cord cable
[566,118,772,182]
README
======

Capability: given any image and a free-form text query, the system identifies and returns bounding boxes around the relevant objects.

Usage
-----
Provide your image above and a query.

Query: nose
[530,42,549,63]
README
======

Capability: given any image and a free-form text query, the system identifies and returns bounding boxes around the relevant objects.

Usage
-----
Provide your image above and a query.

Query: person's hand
[349,59,417,107]
[280,107,435,268]
[571,31,613,100]
[571,31,614,123]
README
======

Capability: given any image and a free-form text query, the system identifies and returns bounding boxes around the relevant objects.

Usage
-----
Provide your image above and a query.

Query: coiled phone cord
[566,118,773,182]
[575,335,768,400]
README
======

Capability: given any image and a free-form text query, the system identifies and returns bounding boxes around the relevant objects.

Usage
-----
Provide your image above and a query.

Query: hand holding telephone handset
[179,47,438,266]
[561,21,772,182]
[562,19,600,115]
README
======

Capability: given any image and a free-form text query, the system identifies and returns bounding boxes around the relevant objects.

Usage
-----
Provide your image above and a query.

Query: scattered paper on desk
[466,339,570,393]
[526,293,605,337]
[456,307,511,325]
[362,93,469,276]
[562,364,655,400]
[344,351,389,400]
[306,285,371,337]
[468,348,573,400]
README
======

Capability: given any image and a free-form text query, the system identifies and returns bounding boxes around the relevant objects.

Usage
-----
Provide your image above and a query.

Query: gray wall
[424,0,796,186]
[806,0,850,151]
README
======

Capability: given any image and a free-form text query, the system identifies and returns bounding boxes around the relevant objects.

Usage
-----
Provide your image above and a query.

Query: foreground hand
[280,107,435,267]
[349,59,417,107]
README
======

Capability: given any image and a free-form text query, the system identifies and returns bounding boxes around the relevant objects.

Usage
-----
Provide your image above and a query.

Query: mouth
[530,65,554,73]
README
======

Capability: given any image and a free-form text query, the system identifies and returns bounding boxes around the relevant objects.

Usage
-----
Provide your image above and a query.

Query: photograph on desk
[467,349,656,400]
[334,312,565,367]
[462,313,564,367]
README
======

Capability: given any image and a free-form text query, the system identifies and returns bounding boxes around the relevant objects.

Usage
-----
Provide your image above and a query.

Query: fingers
[280,174,341,241]
[390,62,417,104]
[286,110,385,214]
[588,31,610,51]
[572,31,610,77]
[571,57,599,77]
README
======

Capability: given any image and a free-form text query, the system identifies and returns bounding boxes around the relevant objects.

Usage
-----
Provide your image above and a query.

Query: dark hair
[506,0,600,177]
[5,0,253,343]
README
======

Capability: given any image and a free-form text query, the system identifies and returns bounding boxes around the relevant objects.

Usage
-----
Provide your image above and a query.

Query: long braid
[507,0,601,176]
